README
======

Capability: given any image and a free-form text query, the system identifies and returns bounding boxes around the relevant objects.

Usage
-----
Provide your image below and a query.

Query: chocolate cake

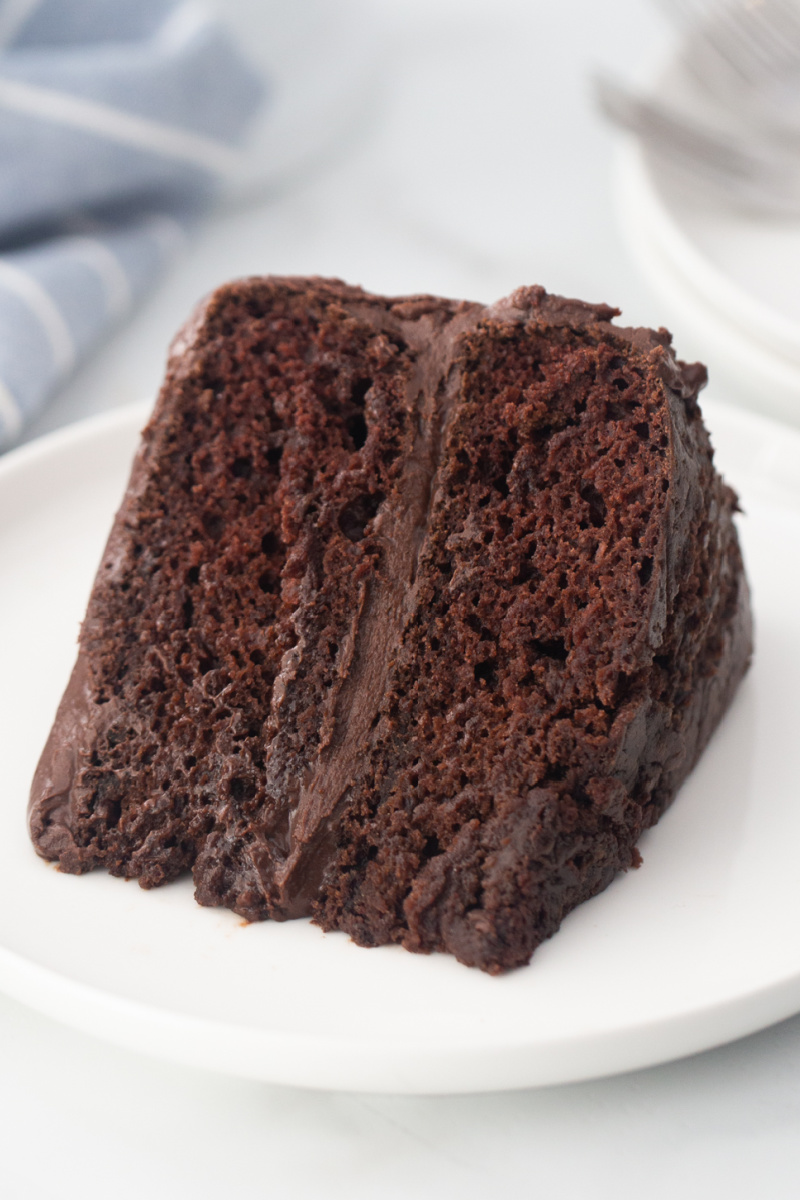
[29,277,752,973]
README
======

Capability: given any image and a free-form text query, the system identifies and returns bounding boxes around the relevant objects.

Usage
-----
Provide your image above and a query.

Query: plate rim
[3,933,800,1094]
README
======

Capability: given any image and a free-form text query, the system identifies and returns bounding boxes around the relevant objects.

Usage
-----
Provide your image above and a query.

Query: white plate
[619,48,800,356]
[0,400,799,1095]
[613,42,800,428]
[616,140,800,428]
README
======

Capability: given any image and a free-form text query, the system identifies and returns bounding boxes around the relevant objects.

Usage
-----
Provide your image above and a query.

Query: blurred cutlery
[596,75,800,215]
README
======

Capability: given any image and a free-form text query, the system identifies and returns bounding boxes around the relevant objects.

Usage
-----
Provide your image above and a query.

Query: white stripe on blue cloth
[0,376,22,443]
[0,0,40,51]
[0,77,242,175]
[59,236,132,319]
[0,258,75,373]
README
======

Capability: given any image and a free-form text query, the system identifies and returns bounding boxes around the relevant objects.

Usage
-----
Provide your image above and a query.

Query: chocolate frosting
[258,301,482,916]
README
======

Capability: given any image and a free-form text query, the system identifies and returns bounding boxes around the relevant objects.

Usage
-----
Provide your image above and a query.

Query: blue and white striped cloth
[0,0,264,447]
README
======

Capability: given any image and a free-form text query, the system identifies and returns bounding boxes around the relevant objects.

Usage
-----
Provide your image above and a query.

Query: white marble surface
[6,2,800,1195]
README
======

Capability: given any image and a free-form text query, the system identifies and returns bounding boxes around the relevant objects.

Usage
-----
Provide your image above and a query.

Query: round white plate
[616,140,800,428]
[613,43,800,427]
[0,400,799,1095]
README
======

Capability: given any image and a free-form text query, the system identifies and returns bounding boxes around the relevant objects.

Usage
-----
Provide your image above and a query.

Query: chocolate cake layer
[29,277,752,973]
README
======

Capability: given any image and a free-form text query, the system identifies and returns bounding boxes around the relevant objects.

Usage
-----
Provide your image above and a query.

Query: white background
[6,2,800,1196]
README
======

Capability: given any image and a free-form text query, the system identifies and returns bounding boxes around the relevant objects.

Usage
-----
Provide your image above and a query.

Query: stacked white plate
[616,137,800,427]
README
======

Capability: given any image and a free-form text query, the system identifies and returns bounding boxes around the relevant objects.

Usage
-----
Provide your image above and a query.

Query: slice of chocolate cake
[29,277,751,973]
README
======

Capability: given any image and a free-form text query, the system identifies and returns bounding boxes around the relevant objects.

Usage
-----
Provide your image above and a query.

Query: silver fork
[660,0,800,129]
[661,0,800,86]
[596,75,800,215]
[596,0,800,214]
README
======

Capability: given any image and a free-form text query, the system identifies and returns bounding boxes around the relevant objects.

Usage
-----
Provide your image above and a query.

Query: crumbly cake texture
[29,277,751,973]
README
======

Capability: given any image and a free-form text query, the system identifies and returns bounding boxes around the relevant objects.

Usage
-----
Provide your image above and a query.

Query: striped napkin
[0,0,264,448]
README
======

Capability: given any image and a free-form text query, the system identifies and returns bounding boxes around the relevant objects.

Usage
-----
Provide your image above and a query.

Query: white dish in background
[615,83,800,427]
[0,401,799,1095]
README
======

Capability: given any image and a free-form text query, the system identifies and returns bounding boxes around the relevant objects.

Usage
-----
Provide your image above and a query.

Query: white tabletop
[7,2,800,1196]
